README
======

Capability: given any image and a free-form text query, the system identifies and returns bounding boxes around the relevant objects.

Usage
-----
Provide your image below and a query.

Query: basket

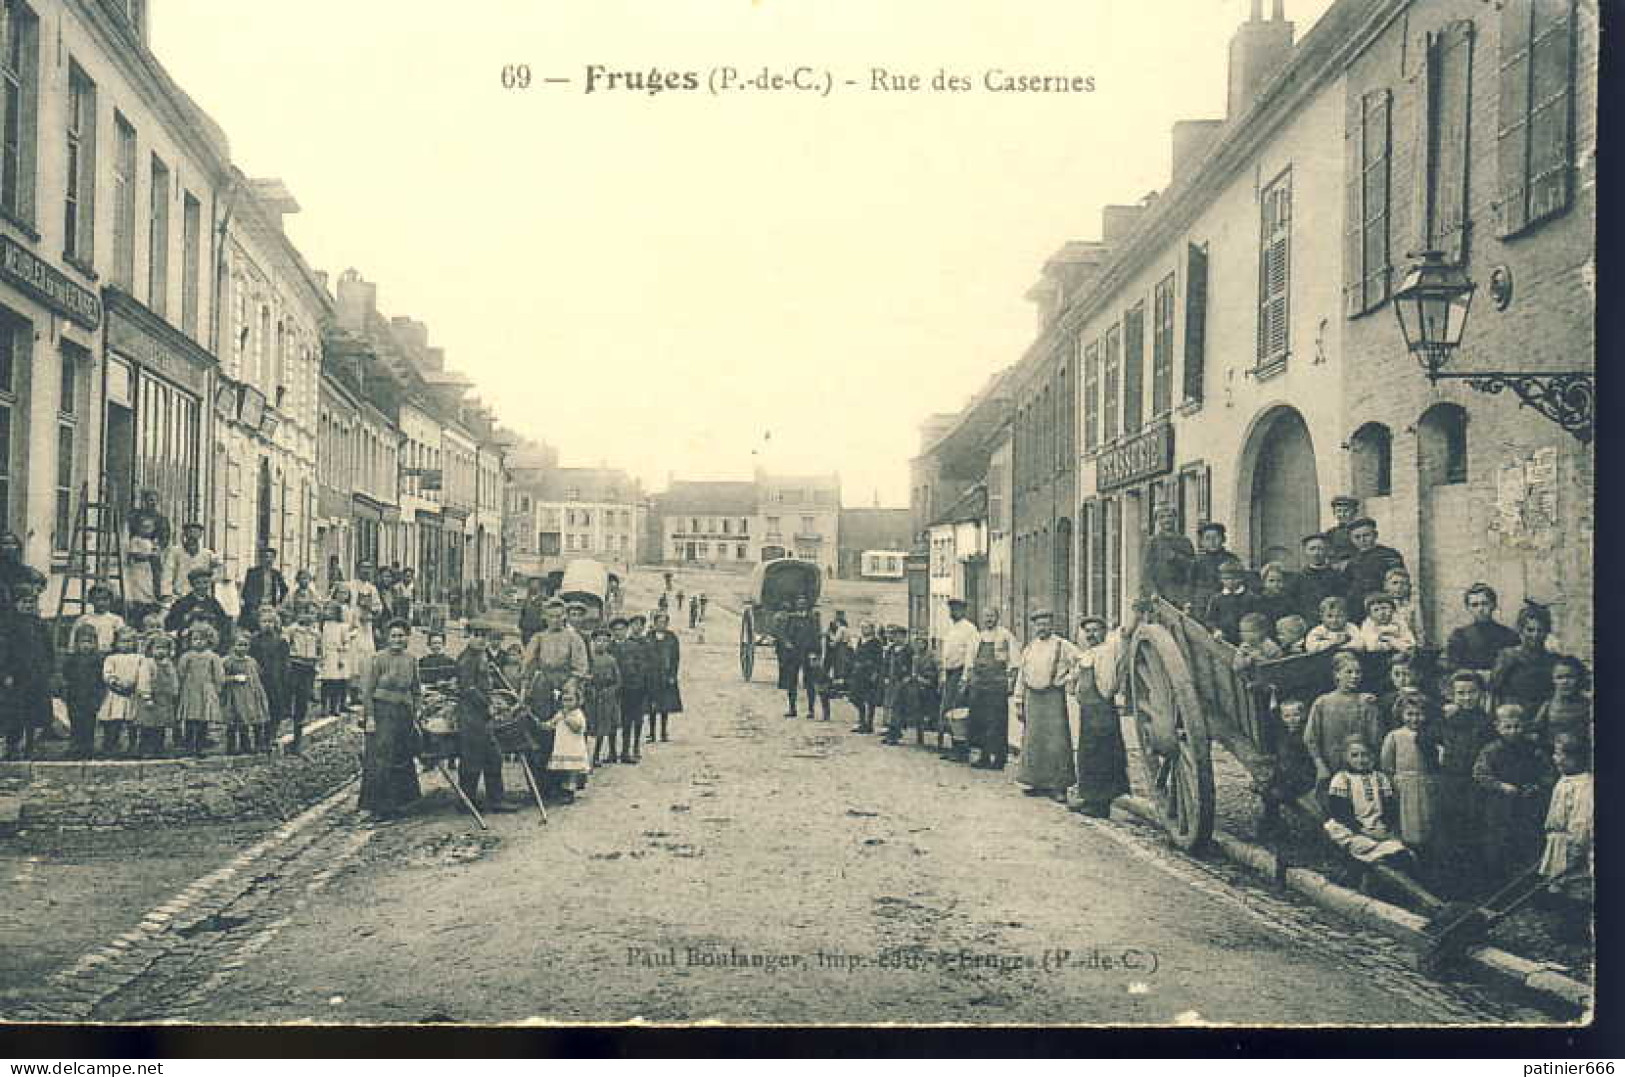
[491,703,539,753]
[420,689,459,736]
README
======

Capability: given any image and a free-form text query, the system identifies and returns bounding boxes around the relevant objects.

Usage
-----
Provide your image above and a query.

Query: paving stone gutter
[0,715,360,831]
[1116,793,1592,1018]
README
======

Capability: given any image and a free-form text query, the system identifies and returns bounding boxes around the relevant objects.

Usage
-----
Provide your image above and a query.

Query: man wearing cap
[962,608,1020,768]
[1140,506,1195,610]
[609,615,649,761]
[1325,495,1361,568]
[1342,517,1407,610]
[165,566,233,653]
[239,546,289,629]
[938,598,980,746]
[1190,522,1243,618]
[163,522,219,603]
[775,596,823,718]
[1292,532,1348,623]
[1013,610,1080,800]
[453,623,516,813]
[1070,608,1136,817]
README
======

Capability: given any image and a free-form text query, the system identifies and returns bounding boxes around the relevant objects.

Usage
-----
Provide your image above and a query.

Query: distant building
[836,507,911,579]
[656,480,758,566]
[756,470,840,574]
[508,465,643,574]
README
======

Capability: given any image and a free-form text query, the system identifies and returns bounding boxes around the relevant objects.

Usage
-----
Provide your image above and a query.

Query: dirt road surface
[6,574,1546,1026]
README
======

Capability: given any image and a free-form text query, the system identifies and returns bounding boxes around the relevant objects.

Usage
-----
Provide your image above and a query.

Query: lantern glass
[1392,251,1475,363]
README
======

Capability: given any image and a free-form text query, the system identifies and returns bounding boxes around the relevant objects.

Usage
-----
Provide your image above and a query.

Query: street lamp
[1391,250,1594,444]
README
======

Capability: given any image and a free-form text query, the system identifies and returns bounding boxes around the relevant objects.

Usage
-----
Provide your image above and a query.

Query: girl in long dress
[357,619,422,820]
[1380,689,1439,858]
[221,633,271,756]
[176,624,225,757]
[98,627,146,756]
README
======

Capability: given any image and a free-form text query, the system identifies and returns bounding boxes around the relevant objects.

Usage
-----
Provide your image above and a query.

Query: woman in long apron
[358,620,422,820]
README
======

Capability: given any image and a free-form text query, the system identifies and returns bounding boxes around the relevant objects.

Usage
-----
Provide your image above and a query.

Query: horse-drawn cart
[738,557,823,681]
[1121,596,1526,974]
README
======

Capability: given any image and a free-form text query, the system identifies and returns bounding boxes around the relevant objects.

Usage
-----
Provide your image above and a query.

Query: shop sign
[0,236,101,329]
[1097,423,1175,492]
[108,309,209,396]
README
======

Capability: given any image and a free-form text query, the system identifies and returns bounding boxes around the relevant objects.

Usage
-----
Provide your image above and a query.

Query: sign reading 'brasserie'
[1097,424,1175,492]
[0,236,101,329]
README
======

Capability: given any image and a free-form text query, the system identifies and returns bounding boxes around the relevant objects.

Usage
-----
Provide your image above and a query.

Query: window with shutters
[111,114,136,291]
[1257,168,1291,370]
[0,1,37,227]
[1418,22,1475,263]
[1082,339,1100,452]
[1057,360,1073,469]
[148,156,169,316]
[1152,273,1175,417]
[64,63,95,268]
[1102,324,1121,443]
[1122,302,1145,435]
[1497,0,1576,236]
[1183,244,1208,405]
[1343,90,1392,316]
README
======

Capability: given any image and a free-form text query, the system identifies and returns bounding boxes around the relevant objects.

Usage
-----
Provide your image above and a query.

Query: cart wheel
[739,606,755,681]
[1127,623,1216,854]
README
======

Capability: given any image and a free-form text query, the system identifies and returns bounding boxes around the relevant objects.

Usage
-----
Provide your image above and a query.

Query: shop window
[1349,422,1393,497]
[1417,403,1469,487]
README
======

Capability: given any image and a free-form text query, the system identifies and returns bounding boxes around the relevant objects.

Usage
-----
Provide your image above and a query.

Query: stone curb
[15,776,361,1022]
[0,715,346,784]
[1114,793,1592,1017]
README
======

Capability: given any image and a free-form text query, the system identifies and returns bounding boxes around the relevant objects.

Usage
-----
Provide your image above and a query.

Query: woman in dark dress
[0,531,44,609]
[1489,602,1565,716]
[357,620,422,820]
[646,612,684,743]
[0,588,56,759]
[1445,583,1522,676]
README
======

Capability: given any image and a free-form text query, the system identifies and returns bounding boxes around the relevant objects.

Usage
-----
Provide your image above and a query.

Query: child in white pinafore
[97,627,145,755]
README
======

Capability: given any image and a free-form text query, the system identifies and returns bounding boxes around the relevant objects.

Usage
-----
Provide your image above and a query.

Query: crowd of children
[0,566,421,763]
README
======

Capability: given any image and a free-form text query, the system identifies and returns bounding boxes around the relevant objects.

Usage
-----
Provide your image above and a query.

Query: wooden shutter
[1122,303,1145,435]
[1083,342,1099,451]
[1258,171,1292,366]
[1152,273,1174,416]
[1182,243,1208,404]
[1343,87,1365,317]
[1360,91,1392,309]
[1526,0,1576,227]
[1434,22,1475,262]
[1102,324,1121,442]
[1497,0,1533,235]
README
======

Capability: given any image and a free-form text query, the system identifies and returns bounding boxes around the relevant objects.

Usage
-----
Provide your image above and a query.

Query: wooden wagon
[1121,596,1519,974]
[738,557,822,681]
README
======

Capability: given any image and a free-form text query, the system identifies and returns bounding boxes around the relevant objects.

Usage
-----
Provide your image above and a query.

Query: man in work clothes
[163,522,219,605]
[964,608,1020,769]
[1140,506,1195,611]
[938,598,980,756]
[1190,522,1243,619]
[1324,494,1361,568]
[608,616,650,763]
[775,596,822,718]
[1292,532,1348,624]
[454,624,516,812]
[1014,610,1081,801]
[1343,517,1407,610]
[518,579,548,646]
[239,546,289,629]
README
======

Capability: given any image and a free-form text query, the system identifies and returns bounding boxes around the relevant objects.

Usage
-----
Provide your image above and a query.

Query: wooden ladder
[53,480,127,640]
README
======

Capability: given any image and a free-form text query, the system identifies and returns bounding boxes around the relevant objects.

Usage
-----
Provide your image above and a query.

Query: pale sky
[154,0,1331,507]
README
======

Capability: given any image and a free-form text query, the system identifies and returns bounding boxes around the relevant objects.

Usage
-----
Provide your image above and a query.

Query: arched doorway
[1242,407,1319,571]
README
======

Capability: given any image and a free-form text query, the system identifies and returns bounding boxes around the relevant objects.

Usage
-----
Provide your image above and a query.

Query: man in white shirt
[163,523,219,605]
[938,598,980,750]
[1070,609,1136,817]
[964,608,1021,768]
[1014,610,1081,800]
[350,560,383,611]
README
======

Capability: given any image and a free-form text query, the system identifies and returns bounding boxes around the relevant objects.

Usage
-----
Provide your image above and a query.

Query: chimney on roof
[335,269,376,333]
[1102,204,1148,246]
[1227,0,1294,121]
[390,317,429,354]
[424,347,445,372]
[1171,119,1225,186]
[1026,240,1110,329]
[246,178,300,232]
